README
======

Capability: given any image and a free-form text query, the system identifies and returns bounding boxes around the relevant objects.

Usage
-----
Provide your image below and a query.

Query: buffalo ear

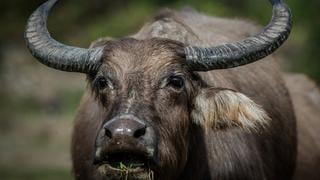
[191,88,270,132]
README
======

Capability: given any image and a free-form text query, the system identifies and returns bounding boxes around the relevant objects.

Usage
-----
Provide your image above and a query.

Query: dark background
[0,0,319,179]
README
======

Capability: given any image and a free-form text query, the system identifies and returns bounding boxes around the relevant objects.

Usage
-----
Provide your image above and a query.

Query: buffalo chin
[96,152,154,180]
[97,164,154,180]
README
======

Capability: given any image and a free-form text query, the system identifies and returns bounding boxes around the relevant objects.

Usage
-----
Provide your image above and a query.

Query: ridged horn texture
[24,0,104,73]
[184,0,292,71]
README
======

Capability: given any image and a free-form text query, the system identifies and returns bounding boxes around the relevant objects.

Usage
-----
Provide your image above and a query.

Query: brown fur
[71,9,297,180]
[284,74,320,180]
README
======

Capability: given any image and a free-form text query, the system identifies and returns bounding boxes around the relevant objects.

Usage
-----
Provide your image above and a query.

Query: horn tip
[269,0,284,5]
[44,0,59,9]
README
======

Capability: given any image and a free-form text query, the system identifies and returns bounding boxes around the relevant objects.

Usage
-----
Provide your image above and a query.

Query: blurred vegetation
[0,0,319,179]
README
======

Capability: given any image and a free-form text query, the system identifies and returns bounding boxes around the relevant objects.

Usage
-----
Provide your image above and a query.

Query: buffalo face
[89,38,193,179]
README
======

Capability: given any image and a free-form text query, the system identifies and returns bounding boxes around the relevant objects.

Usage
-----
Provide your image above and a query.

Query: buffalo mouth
[96,151,155,179]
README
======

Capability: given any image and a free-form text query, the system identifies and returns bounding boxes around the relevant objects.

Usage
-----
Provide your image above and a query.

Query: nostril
[105,128,112,138]
[134,127,146,138]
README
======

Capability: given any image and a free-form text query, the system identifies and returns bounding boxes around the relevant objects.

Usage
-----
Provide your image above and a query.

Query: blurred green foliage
[0,168,72,180]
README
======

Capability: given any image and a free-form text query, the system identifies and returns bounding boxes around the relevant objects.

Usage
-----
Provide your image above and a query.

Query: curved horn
[24,0,104,73]
[184,0,292,71]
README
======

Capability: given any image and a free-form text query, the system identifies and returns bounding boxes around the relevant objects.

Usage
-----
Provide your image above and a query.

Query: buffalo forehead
[101,39,184,79]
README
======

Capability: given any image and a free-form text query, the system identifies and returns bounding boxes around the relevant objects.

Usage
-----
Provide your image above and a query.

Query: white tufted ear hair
[191,88,271,132]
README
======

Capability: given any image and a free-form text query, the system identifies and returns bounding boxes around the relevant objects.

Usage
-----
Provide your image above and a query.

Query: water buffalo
[25,0,297,179]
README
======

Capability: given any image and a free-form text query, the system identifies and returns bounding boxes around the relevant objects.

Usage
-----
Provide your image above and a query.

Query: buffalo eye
[167,76,185,90]
[96,77,113,91]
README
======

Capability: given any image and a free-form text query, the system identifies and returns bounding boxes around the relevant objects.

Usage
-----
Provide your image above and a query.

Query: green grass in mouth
[117,162,145,170]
